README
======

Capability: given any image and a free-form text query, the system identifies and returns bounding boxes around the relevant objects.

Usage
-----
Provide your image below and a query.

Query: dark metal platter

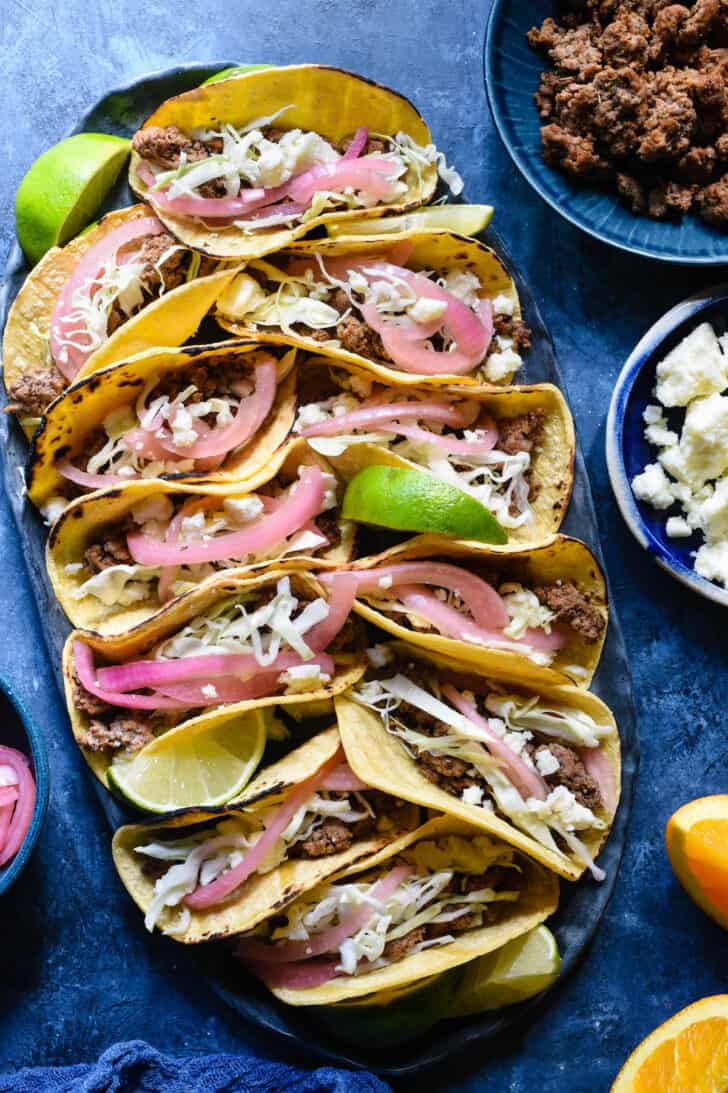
[0,63,639,1077]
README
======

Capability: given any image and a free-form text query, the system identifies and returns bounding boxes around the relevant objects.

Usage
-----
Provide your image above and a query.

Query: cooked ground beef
[341,135,389,156]
[152,355,259,404]
[497,409,546,455]
[315,510,342,554]
[5,363,66,419]
[140,856,169,881]
[83,533,133,573]
[535,741,603,811]
[534,580,606,643]
[132,125,222,169]
[78,714,154,754]
[383,926,426,961]
[335,315,393,363]
[492,314,533,354]
[292,818,354,859]
[71,675,111,717]
[528,2,728,227]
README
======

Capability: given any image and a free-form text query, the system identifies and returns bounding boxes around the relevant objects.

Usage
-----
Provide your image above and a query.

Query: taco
[63,567,366,783]
[2,204,238,434]
[215,232,530,386]
[291,356,574,541]
[112,726,422,942]
[336,642,620,882]
[319,535,607,688]
[129,65,454,260]
[27,342,297,513]
[46,438,356,635]
[234,814,559,1005]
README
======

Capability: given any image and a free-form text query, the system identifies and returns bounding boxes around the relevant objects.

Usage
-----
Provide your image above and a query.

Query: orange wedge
[611,996,728,1092]
[666,795,728,930]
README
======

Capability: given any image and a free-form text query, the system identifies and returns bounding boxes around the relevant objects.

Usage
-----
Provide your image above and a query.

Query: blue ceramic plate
[0,62,638,1075]
[0,677,50,896]
[484,1,728,265]
[607,285,728,607]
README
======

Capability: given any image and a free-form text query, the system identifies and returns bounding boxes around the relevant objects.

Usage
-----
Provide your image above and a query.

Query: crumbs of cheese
[535,748,561,777]
[632,320,728,588]
[223,496,265,524]
[655,322,727,407]
[500,585,555,640]
[483,346,522,384]
[278,663,331,693]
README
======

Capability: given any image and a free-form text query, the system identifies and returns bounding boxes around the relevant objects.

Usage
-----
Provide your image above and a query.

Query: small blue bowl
[607,285,728,607]
[0,678,49,895]
[484,1,728,265]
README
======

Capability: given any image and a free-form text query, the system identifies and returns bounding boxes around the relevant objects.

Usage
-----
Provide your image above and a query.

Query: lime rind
[448,926,561,1017]
[202,64,274,85]
[15,133,131,264]
[342,465,507,544]
[326,204,494,239]
[107,710,267,813]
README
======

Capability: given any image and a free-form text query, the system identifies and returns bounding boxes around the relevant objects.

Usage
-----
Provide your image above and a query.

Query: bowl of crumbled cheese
[607,286,728,607]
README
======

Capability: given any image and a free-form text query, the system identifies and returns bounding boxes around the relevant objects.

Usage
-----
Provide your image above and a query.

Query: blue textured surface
[0,3,725,1090]
[485,0,728,265]
[0,680,50,896]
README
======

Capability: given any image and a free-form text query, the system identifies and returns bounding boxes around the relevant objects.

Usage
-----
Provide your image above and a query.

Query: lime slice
[327,204,494,240]
[448,926,561,1016]
[317,971,459,1046]
[15,133,131,265]
[202,64,273,85]
[342,466,507,544]
[107,709,267,813]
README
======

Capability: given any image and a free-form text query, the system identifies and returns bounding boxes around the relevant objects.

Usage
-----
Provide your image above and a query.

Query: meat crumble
[528,1,728,227]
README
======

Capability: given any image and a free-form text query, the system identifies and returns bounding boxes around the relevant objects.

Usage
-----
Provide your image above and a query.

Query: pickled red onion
[138,163,289,218]
[0,746,36,867]
[441,684,548,801]
[377,419,498,454]
[185,746,346,909]
[50,217,166,381]
[246,957,341,989]
[579,746,617,815]
[298,399,478,439]
[127,465,325,567]
[155,654,335,705]
[319,764,370,792]
[286,157,402,205]
[235,863,414,963]
[342,127,369,161]
[0,786,19,807]
[96,649,327,693]
[321,563,509,630]
[302,572,360,653]
[57,459,130,490]
[73,641,191,710]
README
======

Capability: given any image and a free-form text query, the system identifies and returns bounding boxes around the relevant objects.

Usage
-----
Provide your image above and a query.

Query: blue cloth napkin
[0,1040,391,1092]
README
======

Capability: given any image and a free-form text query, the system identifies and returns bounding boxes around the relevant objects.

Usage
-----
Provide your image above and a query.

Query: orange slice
[666,795,728,930]
[611,996,728,1092]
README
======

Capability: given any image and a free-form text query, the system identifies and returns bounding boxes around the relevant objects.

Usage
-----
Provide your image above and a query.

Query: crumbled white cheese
[655,322,727,407]
[632,463,675,510]
[377,575,393,590]
[642,404,678,448]
[201,684,218,699]
[224,496,264,524]
[40,496,70,525]
[491,293,514,316]
[408,297,447,324]
[366,644,393,668]
[535,748,560,777]
[279,663,331,693]
[695,540,728,586]
[665,516,692,538]
[679,394,728,485]
[483,347,522,383]
[461,785,485,806]
[697,477,728,542]
[501,586,555,641]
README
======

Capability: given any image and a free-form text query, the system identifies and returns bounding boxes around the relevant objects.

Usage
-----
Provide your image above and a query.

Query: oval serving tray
[0,62,638,1077]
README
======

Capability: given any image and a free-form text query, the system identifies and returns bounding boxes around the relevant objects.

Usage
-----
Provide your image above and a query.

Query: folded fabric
[0,1040,392,1093]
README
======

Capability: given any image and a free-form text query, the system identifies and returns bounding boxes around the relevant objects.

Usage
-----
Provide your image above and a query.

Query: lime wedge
[202,64,273,85]
[15,133,131,265]
[448,926,561,1016]
[317,971,459,1046]
[327,204,494,240]
[342,466,507,544]
[107,709,267,813]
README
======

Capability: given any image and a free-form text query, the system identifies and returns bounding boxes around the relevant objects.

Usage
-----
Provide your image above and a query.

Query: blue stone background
[0,2,725,1088]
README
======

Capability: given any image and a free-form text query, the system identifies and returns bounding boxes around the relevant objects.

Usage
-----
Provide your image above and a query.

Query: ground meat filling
[534,741,603,811]
[497,409,546,455]
[132,125,226,197]
[83,532,133,573]
[491,314,533,355]
[6,362,67,419]
[528,2,728,226]
[380,864,522,960]
[534,580,606,643]
[289,790,402,860]
[71,673,181,754]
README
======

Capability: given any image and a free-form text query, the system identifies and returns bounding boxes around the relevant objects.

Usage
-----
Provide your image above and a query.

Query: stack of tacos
[2,65,620,1028]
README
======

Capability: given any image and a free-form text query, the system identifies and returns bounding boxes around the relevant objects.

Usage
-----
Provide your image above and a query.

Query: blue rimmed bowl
[484,1,728,265]
[607,285,728,607]
[0,678,49,895]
